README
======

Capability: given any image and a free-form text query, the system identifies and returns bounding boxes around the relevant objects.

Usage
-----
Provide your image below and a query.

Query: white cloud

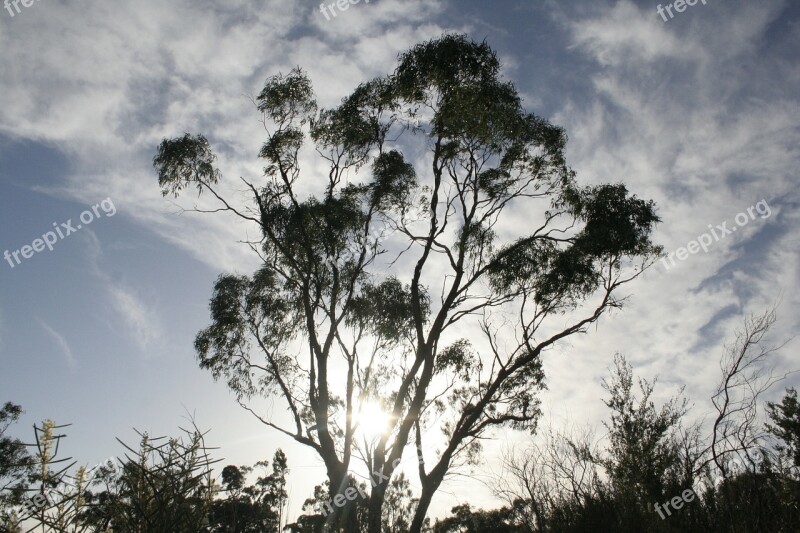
[37,318,77,368]
[537,0,800,434]
[567,0,703,66]
[0,0,454,275]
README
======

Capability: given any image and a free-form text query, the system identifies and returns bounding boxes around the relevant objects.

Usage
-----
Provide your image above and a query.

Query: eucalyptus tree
[153,34,661,532]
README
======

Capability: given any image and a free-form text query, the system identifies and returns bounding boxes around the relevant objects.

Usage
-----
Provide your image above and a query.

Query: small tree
[2,415,120,533]
[493,311,798,532]
[381,472,419,532]
[20,420,83,532]
[94,425,219,532]
[601,354,689,506]
[496,355,692,532]
[285,479,368,533]
[706,306,791,480]
[0,403,32,531]
[208,450,290,532]
[766,388,800,468]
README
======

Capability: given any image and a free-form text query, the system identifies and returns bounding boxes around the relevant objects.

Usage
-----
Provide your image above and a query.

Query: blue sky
[1,0,798,522]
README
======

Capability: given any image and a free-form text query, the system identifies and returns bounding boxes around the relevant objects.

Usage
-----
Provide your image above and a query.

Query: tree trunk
[409,474,444,533]
[366,481,389,533]
[323,465,349,531]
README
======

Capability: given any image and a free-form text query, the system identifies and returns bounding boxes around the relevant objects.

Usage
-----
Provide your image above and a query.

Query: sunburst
[354,400,392,441]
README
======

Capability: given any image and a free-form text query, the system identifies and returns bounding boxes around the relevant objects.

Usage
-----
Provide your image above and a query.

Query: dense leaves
[257,68,317,125]
[153,133,221,197]
[369,150,417,211]
[433,504,521,533]
[0,403,31,525]
[766,387,800,467]
[348,277,428,344]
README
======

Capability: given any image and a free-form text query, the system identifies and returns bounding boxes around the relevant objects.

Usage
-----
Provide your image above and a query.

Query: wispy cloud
[0,0,452,274]
[104,283,163,351]
[82,230,165,352]
[37,318,76,368]
[534,0,800,434]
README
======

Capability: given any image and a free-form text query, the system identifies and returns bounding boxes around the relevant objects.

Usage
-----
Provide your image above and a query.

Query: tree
[766,388,800,468]
[2,414,118,533]
[491,310,799,532]
[0,403,32,531]
[20,420,84,532]
[153,33,661,532]
[601,354,689,507]
[381,472,419,532]
[208,450,290,532]
[91,425,219,532]
[706,306,790,480]
[211,465,246,532]
[432,504,523,533]
[494,420,617,533]
[495,356,693,532]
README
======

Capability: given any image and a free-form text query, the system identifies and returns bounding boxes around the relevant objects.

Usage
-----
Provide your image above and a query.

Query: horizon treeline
[2,333,797,532]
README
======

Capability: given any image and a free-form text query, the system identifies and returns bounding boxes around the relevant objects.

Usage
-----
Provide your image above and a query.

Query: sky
[1,0,798,524]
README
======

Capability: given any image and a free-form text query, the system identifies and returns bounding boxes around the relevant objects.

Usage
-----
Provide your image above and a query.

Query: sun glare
[355,400,392,441]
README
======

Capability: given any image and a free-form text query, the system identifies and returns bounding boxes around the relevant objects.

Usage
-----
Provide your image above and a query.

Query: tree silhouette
[766,388,800,467]
[432,503,522,533]
[153,34,661,532]
[0,403,32,530]
[207,450,290,532]
[91,425,219,532]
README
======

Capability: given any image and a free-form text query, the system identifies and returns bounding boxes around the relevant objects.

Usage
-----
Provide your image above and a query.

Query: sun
[354,400,392,441]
